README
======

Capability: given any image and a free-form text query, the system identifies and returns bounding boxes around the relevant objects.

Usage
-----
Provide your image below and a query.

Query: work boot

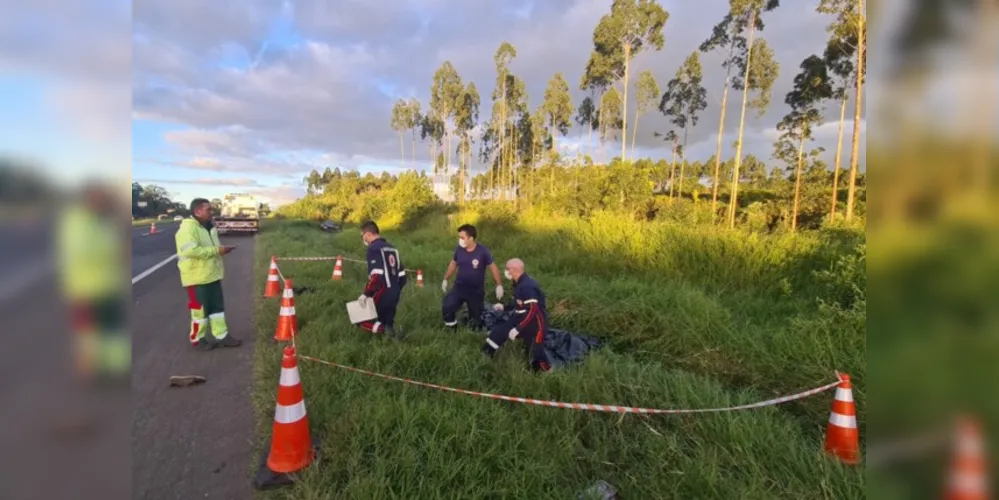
[215,335,243,347]
[194,338,215,351]
[385,326,405,341]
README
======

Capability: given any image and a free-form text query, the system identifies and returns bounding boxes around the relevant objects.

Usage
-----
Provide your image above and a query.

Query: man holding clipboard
[352,220,406,340]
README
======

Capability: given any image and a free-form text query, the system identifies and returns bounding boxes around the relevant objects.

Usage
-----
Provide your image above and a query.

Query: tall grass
[252,211,865,499]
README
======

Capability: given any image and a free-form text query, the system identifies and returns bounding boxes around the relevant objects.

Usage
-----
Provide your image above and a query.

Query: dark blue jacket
[505,273,547,334]
[363,237,407,297]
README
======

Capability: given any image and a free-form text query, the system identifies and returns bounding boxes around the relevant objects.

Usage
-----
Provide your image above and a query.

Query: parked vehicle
[215,193,260,235]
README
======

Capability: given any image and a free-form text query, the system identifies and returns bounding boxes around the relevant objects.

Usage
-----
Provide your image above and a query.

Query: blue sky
[131,1,427,204]
[0,77,120,189]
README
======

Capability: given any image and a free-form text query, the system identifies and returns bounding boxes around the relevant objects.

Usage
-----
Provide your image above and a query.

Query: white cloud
[132,0,868,183]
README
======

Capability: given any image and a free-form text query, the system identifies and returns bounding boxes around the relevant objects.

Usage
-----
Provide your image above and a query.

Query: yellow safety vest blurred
[175,218,224,287]
[57,205,123,300]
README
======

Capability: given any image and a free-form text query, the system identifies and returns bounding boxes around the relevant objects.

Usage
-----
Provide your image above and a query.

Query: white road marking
[132,254,178,285]
[0,258,52,303]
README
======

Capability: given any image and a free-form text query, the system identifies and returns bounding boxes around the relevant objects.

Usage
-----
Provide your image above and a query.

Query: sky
[0,0,869,207]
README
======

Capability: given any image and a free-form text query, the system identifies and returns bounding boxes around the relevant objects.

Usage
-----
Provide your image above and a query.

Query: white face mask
[458,238,467,248]
[504,270,512,280]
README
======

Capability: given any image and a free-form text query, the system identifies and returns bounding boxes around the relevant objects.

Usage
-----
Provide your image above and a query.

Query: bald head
[505,258,525,281]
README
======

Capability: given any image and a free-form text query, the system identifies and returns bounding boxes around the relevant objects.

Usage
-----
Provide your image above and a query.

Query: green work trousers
[186,280,229,342]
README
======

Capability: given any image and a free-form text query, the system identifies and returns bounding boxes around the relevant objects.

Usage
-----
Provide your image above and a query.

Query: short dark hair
[190,198,210,213]
[360,220,380,235]
[457,224,477,240]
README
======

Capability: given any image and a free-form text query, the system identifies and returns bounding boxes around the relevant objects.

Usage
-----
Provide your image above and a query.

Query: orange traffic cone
[824,373,860,464]
[264,256,281,298]
[417,269,424,287]
[274,279,298,342]
[254,345,316,489]
[945,416,990,500]
[331,256,343,281]
[150,223,157,234]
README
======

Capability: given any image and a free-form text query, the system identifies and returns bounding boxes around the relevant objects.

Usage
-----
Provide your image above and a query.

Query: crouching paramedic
[481,258,552,372]
[356,220,406,339]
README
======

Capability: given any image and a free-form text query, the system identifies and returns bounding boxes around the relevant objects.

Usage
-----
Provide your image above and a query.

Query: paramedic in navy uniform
[440,224,503,330]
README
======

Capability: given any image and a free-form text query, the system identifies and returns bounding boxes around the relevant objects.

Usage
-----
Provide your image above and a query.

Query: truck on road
[215,193,260,235]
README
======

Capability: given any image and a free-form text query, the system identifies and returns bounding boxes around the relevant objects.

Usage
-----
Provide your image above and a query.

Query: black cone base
[252,437,320,490]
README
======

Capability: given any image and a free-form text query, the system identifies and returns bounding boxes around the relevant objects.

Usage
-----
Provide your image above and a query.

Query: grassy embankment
[251,210,866,499]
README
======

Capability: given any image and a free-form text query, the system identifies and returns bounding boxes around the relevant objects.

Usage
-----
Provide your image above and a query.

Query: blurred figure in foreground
[56,180,129,384]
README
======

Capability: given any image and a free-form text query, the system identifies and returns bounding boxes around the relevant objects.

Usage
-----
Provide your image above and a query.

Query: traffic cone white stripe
[951,473,987,493]
[268,274,279,281]
[834,388,853,402]
[280,306,296,316]
[274,401,307,424]
[958,434,983,455]
[283,288,294,298]
[279,367,300,387]
[829,412,858,429]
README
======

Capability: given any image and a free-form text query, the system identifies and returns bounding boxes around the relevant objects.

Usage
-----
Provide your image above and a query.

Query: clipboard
[346,299,378,324]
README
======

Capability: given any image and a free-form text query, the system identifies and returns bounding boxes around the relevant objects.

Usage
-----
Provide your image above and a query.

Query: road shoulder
[131,235,256,500]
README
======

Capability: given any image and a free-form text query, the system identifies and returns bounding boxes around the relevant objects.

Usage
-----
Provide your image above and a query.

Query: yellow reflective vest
[57,205,124,300]
[175,218,223,287]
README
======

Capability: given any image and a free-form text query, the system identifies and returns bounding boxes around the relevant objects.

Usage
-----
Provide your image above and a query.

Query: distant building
[429,169,518,202]
[429,172,470,203]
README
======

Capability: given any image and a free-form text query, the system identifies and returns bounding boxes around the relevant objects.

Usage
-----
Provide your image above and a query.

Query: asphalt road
[0,219,257,500]
[0,217,128,500]
[0,217,54,303]
[131,224,257,500]
[131,221,180,277]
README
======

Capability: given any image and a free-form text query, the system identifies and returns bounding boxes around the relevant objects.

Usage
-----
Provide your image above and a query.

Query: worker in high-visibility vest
[175,197,242,350]
[57,181,129,382]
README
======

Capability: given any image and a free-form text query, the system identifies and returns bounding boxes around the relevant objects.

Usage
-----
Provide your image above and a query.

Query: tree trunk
[830,96,847,221]
[444,114,450,179]
[792,135,805,232]
[411,128,416,168]
[711,83,731,218]
[399,132,405,165]
[845,0,865,221]
[513,124,519,210]
[597,92,606,165]
[533,139,538,203]
[621,42,631,162]
[430,140,437,174]
[667,143,677,200]
[550,116,557,154]
[500,79,507,201]
[458,139,465,205]
[509,122,515,202]
[679,127,689,200]
[630,111,639,159]
[587,115,593,159]
[728,15,757,229]
[488,133,497,199]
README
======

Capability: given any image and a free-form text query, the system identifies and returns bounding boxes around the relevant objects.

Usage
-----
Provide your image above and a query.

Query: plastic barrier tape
[298,354,842,414]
